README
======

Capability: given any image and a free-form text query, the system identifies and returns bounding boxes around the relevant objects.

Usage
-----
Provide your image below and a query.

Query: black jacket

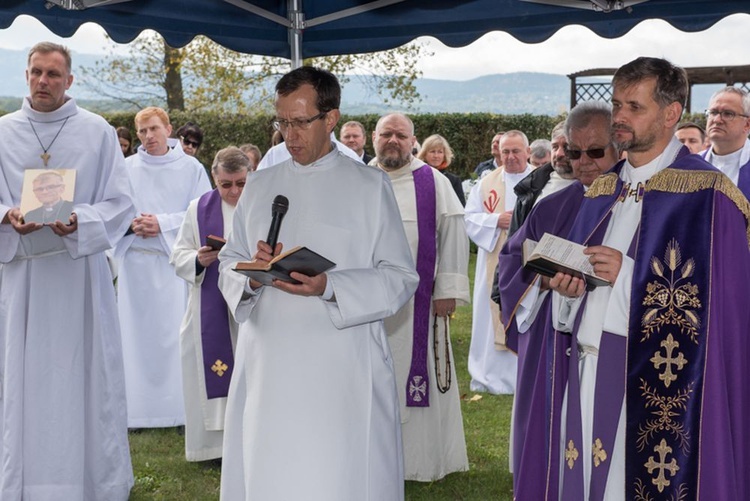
[473,158,496,177]
[508,163,554,237]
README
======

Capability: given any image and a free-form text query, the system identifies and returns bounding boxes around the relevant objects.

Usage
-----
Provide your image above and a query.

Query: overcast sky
[1,12,749,80]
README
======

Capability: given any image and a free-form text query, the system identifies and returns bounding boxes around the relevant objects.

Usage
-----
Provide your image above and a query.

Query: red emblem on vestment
[483,189,499,213]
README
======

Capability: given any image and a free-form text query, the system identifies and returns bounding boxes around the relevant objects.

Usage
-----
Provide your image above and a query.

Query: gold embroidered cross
[211,359,228,377]
[592,438,607,467]
[644,439,679,493]
[650,334,687,388]
[565,440,579,469]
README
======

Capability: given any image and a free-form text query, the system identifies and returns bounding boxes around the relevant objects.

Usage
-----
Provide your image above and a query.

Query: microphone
[266,195,289,250]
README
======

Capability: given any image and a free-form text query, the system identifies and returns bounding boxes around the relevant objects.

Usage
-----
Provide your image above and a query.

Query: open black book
[522,233,610,290]
[233,246,335,286]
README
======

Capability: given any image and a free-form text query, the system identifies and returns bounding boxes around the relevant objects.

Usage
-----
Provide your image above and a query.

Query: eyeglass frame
[564,146,608,160]
[704,109,750,122]
[181,136,201,149]
[215,179,247,189]
[272,111,329,132]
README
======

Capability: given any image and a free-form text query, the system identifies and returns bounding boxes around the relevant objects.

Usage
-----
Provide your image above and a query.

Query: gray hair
[529,139,551,160]
[551,121,566,141]
[500,130,529,148]
[212,146,251,175]
[710,86,750,116]
[564,100,613,142]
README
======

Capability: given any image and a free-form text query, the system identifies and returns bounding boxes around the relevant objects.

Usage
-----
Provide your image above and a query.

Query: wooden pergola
[569,65,750,112]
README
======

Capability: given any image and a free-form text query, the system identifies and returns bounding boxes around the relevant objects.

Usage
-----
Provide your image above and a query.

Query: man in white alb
[465,130,532,395]
[374,112,471,481]
[170,147,251,462]
[217,67,419,501]
[115,106,212,429]
[0,42,134,500]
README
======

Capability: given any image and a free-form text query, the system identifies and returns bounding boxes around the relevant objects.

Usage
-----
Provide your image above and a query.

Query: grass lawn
[128,252,515,500]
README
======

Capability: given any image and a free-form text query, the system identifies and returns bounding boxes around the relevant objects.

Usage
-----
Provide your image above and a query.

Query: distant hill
[0,47,724,115]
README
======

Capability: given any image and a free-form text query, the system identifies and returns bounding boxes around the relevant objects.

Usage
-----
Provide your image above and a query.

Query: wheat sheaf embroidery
[641,239,701,344]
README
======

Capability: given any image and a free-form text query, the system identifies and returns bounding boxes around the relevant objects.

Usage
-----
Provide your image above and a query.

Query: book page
[533,232,596,275]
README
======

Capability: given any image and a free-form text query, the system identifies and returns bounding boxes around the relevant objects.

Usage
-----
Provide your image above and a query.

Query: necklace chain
[28,117,70,167]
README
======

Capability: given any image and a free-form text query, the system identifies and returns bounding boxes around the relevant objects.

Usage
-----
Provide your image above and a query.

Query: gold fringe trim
[646,168,750,246]
[584,173,619,198]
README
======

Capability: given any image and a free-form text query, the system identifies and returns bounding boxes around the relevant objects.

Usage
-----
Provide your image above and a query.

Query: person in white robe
[170,147,250,461]
[373,113,471,481]
[465,131,532,395]
[700,86,750,198]
[115,106,212,428]
[217,67,419,501]
[0,42,134,500]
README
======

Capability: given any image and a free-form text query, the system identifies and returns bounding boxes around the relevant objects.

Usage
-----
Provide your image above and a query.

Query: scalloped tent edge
[0,0,747,67]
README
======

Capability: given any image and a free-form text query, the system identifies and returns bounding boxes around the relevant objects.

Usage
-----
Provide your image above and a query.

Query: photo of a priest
[24,170,74,224]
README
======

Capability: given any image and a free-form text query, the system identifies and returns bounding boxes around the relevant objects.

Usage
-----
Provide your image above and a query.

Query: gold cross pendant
[41,152,50,167]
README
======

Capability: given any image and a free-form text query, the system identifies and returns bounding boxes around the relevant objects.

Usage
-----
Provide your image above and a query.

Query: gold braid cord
[584,172,619,198]
[584,168,750,247]
[646,169,750,246]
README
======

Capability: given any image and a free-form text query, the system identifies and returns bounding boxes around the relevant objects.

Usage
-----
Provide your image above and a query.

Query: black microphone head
[272,195,289,215]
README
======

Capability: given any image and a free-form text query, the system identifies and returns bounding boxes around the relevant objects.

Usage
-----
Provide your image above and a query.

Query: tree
[80,31,429,113]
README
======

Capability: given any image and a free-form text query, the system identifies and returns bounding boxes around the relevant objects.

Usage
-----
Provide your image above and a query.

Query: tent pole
[289,0,304,69]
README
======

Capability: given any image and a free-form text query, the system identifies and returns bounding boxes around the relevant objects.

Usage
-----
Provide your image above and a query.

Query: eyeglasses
[216,180,246,189]
[181,137,201,148]
[33,184,63,193]
[565,147,607,160]
[705,109,749,122]
[272,111,327,132]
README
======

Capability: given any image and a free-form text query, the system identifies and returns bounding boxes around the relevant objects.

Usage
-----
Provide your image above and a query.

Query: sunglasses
[565,147,607,160]
[181,137,200,149]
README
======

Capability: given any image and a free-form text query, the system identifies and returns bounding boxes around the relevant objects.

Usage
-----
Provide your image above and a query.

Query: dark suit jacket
[473,158,496,177]
[362,152,374,164]
[24,199,74,224]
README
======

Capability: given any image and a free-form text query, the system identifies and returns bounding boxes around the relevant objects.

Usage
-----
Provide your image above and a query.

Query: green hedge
[107,111,566,179]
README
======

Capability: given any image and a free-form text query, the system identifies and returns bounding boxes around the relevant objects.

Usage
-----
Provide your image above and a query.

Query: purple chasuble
[560,151,750,500]
[405,164,437,407]
[197,189,235,399]
[498,182,584,499]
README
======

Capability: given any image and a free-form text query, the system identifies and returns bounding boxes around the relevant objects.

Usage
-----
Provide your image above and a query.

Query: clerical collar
[136,138,186,164]
[619,137,682,203]
[289,142,338,170]
[22,95,77,123]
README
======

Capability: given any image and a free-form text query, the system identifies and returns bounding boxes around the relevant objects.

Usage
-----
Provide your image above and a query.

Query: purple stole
[558,150,748,500]
[197,190,235,399]
[405,164,437,407]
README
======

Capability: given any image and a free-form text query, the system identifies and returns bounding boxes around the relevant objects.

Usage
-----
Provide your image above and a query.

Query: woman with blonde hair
[417,134,465,205]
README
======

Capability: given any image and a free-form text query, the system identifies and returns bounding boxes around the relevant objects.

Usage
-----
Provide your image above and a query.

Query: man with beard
[465,131,532,395]
[374,112,471,481]
[700,87,750,197]
[546,57,749,500]
[509,121,577,236]
[497,100,620,499]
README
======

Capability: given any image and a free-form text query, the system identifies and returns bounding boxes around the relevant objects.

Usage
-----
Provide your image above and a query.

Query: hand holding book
[523,233,612,291]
